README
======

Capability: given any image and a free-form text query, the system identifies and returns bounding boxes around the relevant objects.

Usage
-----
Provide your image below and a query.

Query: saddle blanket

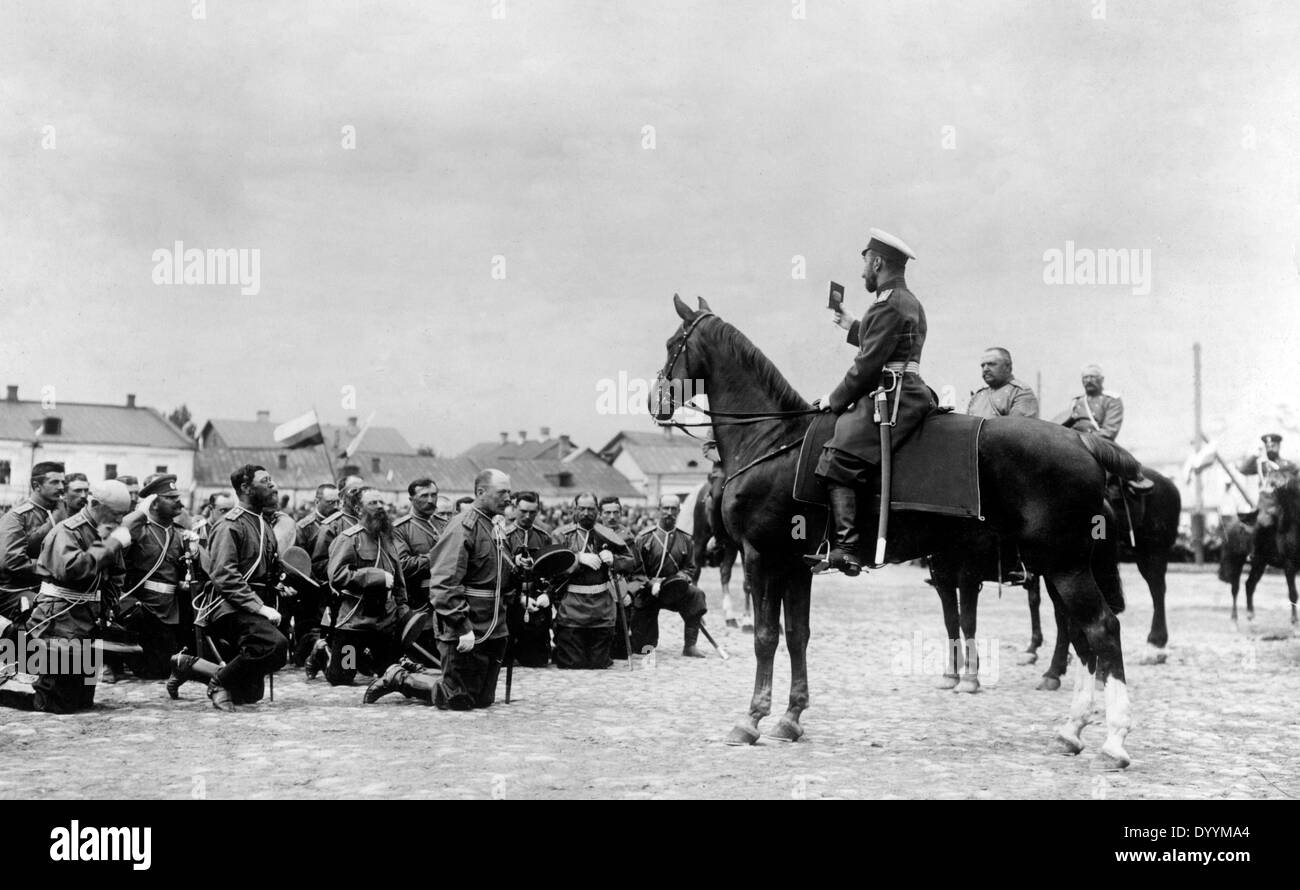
[793,411,983,519]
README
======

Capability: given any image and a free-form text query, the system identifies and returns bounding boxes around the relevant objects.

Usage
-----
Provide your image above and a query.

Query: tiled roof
[204,419,414,455]
[462,438,566,461]
[598,430,706,475]
[195,448,481,494]
[0,400,194,449]
[465,452,640,500]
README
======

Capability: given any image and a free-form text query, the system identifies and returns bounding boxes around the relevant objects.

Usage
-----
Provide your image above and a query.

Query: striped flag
[274,410,325,449]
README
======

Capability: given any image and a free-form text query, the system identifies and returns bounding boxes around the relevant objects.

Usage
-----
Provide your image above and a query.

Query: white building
[597,429,711,504]
[0,386,196,506]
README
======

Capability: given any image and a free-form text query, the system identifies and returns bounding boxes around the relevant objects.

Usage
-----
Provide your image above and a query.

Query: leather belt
[565,584,607,595]
[884,361,920,374]
[37,581,99,604]
[143,580,177,595]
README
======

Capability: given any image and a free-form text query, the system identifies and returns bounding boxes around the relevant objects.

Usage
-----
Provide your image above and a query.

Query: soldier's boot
[825,485,862,576]
[682,624,706,658]
[207,678,236,712]
[363,663,437,705]
[167,653,220,700]
[1126,470,1154,494]
[304,638,328,680]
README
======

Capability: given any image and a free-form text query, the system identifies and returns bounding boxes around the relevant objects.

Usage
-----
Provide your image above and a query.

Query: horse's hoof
[763,718,805,743]
[1093,745,1131,771]
[741,619,754,634]
[1054,731,1084,756]
[1036,676,1061,691]
[954,676,981,694]
[725,618,739,628]
[725,725,762,746]
[934,673,959,690]
[1016,651,1038,666]
[1138,647,1168,666]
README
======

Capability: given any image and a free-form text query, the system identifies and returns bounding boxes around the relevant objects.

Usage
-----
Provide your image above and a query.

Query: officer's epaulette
[634,526,656,542]
[1008,378,1030,391]
[64,512,90,529]
[296,513,317,528]
[553,522,578,535]
[593,522,625,544]
[393,514,412,527]
[342,524,365,537]
[12,501,34,515]
[224,505,247,521]
[1103,390,1121,399]
[320,510,343,525]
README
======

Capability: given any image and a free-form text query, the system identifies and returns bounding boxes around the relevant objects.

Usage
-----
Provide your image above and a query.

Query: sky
[2,0,1298,461]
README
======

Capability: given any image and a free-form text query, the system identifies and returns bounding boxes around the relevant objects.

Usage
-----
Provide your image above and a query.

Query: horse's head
[650,294,714,422]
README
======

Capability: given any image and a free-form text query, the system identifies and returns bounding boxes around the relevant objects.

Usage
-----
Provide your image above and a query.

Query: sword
[607,578,634,671]
[873,385,893,566]
[697,618,729,660]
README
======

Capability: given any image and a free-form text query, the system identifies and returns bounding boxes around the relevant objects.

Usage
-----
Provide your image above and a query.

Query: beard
[577,515,596,529]
[661,517,677,530]
[363,509,391,537]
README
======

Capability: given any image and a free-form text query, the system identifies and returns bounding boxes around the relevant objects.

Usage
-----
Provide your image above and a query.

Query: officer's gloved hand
[258,604,282,625]
[812,394,832,412]
[832,307,853,331]
[457,630,475,653]
[577,552,603,571]
[382,571,394,589]
[598,549,614,566]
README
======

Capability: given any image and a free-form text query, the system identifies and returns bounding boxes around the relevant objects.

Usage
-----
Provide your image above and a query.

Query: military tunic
[121,518,186,625]
[1062,392,1124,440]
[630,524,707,651]
[393,512,443,608]
[25,509,127,712]
[549,522,636,629]
[327,524,407,632]
[504,522,555,667]
[821,276,936,480]
[429,508,515,644]
[967,379,1039,419]
[311,509,359,582]
[295,509,330,557]
[0,499,55,619]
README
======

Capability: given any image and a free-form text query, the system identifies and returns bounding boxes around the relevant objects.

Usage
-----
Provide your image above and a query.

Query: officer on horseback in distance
[813,229,936,576]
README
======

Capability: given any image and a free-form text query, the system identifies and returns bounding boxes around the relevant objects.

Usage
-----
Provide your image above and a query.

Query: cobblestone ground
[1,564,1297,800]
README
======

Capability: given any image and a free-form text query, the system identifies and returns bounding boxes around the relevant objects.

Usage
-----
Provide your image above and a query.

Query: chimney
[256,410,271,422]
[499,431,509,444]
[126,393,136,408]
[5,385,17,402]
[518,430,528,444]
[558,434,574,457]
[540,426,551,439]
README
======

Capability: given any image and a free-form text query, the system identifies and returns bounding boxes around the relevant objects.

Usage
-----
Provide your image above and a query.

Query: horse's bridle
[653,311,714,421]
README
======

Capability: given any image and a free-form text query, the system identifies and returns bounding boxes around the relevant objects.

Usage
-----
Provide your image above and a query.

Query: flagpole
[315,405,338,483]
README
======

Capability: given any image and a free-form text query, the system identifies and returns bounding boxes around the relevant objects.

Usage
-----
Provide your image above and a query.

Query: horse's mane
[707,317,810,412]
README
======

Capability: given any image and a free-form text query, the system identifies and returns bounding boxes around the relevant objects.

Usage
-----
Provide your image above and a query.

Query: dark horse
[691,480,748,629]
[1219,473,1300,626]
[653,296,1140,767]
[1032,468,1181,690]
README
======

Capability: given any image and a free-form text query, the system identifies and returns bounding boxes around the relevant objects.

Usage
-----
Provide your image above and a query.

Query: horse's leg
[737,549,754,633]
[1038,578,1070,691]
[930,563,961,690]
[766,565,813,742]
[1244,557,1266,623]
[1137,547,1170,664]
[1018,574,1043,666]
[954,570,981,694]
[1288,569,1298,626]
[726,548,780,746]
[1229,557,1241,628]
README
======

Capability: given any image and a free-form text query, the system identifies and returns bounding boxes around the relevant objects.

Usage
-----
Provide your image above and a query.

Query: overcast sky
[2,0,1297,461]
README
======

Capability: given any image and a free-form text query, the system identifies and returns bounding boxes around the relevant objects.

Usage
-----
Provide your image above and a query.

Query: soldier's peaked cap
[1262,433,1283,445]
[141,474,180,498]
[862,228,916,264]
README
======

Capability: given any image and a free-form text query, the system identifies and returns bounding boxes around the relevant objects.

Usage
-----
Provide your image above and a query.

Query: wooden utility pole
[1192,343,1204,564]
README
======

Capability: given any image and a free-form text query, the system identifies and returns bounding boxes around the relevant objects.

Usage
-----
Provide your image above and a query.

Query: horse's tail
[1080,434,1141,480]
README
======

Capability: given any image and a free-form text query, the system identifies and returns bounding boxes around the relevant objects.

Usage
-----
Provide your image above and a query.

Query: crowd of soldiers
[0,461,715,714]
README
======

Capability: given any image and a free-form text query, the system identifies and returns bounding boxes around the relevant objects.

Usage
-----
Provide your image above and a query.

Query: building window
[278,454,288,470]
[42,417,62,436]
[0,461,9,485]
[155,465,167,474]
[105,464,117,480]
[371,457,381,474]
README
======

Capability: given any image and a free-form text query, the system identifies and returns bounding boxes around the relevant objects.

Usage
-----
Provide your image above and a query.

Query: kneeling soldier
[632,495,709,657]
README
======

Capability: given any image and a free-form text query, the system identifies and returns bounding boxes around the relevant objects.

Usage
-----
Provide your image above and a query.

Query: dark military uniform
[631,524,708,653]
[817,276,936,485]
[311,509,359,582]
[393,511,444,609]
[549,522,636,669]
[0,499,55,621]
[1062,391,1124,440]
[295,509,329,556]
[428,508,516,709]
[25,509,127,712]
[117,518,187,678]
[325,523,407,685]
[506,521,555,667]
[195,505,289,704]
[967,379,1039,419]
